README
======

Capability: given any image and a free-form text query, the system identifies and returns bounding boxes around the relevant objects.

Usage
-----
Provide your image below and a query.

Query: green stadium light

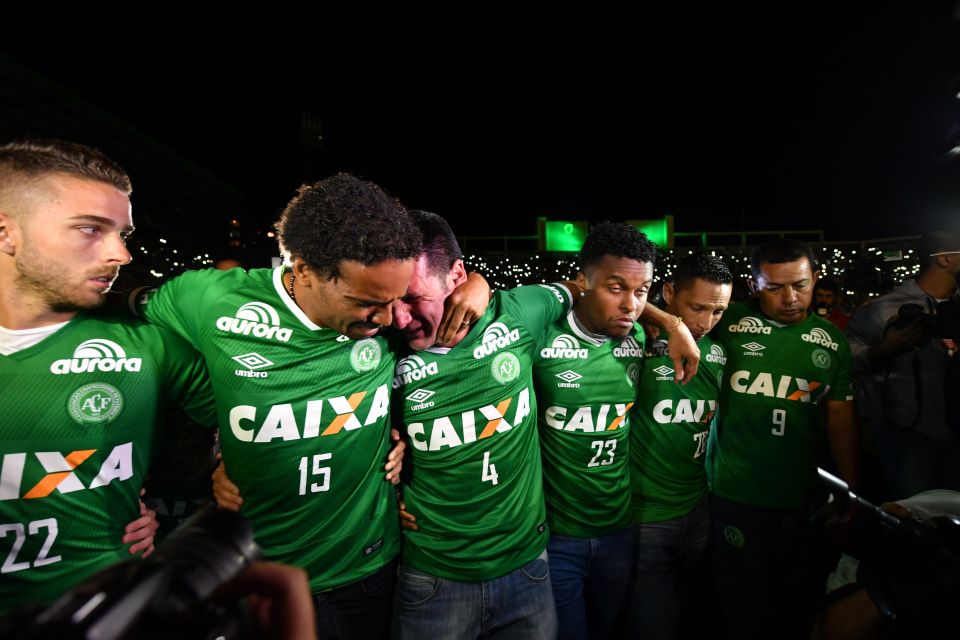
[628,218,670,248]
[543,220,588,252]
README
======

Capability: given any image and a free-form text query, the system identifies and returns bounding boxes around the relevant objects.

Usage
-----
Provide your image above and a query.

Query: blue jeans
[548,527,634,640]
[314,556,397,640]
[630,500,709,640]
[393,550,557,639]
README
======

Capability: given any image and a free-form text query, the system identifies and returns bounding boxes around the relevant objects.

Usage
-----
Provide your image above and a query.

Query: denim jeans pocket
[396,565,442,607]
[519,549,550,583]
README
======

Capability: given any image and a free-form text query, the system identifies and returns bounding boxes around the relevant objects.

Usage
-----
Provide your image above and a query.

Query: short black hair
[579,221,657,272]
[275,173,422,279]
[409,210,463,278]
[750,239,819,280]
[813,277,840,294]
[670,252,733,292]
[918,229,960,273]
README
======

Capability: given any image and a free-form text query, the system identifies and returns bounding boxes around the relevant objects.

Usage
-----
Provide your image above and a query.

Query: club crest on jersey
[50,338,142,375]
[652,365,674,381]
[613,335,643,358]
[728,316,772,334]
[491,352,521,384]
[351,339,382,373]
[811,348,832,369]
[233,352,273,378]
[540,335,588,359]
[393,355,439,388]
[406,388,436,411]
[68,383,123,424]
[473,322,521,359]
[216,302,292,342]
[555,370,582,388]
[705,343,727,365]
[626,362,641,387]
[802,327,839,351]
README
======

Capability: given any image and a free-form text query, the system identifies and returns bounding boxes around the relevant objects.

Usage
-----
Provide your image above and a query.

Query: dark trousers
[710,495,830,640]
[314,557,397,640]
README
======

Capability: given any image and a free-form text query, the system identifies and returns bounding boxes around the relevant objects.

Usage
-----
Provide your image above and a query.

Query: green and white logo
[68,383,123,424]
[811,348,832,369]
[351,339,382,372]
[626,361,641,387]
[723,525,745,548]
[491,352,521,384]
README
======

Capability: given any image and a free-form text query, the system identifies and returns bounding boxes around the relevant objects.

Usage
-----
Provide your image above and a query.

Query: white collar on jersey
[272,266,324,331]
[566,309,610,347]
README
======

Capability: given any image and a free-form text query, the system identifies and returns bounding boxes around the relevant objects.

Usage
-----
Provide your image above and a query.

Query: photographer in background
[846,230,960,499]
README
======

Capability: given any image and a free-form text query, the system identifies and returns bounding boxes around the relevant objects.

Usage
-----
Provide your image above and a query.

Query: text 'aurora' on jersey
[0,443,135,500]
[613,335,643,358]
[728,316,772,334]
[801,327,840,351]
[540,334,589,359]
[543,402,633,432]
[50,339,142,375]
[472,322,521,359]
[705,343,727,365]
[729,371,826,402]
[393,355,439,389]
[216,301,292,342]
[406,388,531,451]
[229,385,389,443]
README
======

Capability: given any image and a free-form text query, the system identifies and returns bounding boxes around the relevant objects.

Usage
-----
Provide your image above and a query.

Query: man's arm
[640,303,700,383]
[436,272,491,345]
[825,399,859,489]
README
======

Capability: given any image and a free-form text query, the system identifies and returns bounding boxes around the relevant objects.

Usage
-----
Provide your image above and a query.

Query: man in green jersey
[135,173,425,640]
[532,221,656,640]
[707,239,857,639]
[0,140,216,614]
[388,213,699,639]
[629,252,732,640]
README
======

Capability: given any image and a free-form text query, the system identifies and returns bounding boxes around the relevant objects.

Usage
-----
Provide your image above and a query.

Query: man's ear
[449,259,468,289]
[0,211,19,258]
[747,278,759,295]
[662,281,675,306]
[576,271,588,290]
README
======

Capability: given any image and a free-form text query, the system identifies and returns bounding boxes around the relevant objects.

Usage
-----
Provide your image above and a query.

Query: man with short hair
[630,251,732,640]
[708,239,857,639]
[389,215,698,639]
[845,229,960,498]
[533,221,656,640]
[135,173,425,639]
[812,278,849,330]
[0,140,215,613]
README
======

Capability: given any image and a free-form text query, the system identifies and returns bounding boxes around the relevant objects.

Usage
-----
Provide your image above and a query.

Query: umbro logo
[652,365,675,381]
[406,388,436,411]
[742,342,766,357]
[233,352,273,378]
[556,370,582,388]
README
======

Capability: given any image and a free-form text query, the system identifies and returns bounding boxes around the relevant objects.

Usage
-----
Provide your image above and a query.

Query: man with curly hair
[134,173,425,639]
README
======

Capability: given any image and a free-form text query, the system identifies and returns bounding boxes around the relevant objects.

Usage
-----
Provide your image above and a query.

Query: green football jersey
[534,311,644,537]
[708,302,854,509]
[0,309,215,614]
[630,334,724,523]
[137,267,401,591]
[396,284,572,580]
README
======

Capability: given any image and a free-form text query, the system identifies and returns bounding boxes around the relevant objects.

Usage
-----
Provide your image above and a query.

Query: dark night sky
[4,2,960,244]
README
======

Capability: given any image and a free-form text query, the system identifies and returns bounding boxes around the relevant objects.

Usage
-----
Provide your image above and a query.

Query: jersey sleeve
[157,328,217,427]
[502,283,573,337]
[134,270,215,348]
[825,334,855,402]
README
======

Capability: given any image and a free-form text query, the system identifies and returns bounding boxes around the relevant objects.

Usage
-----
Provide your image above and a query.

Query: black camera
[811,469,960,633]
[2,507,262,640]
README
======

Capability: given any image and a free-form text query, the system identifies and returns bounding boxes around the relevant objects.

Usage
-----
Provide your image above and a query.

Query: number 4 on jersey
[481,451,499,485]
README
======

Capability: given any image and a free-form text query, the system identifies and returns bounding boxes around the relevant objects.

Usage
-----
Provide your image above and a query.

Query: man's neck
[916,269,957,300]
[572,305,607,340]
[0,281,77,330]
